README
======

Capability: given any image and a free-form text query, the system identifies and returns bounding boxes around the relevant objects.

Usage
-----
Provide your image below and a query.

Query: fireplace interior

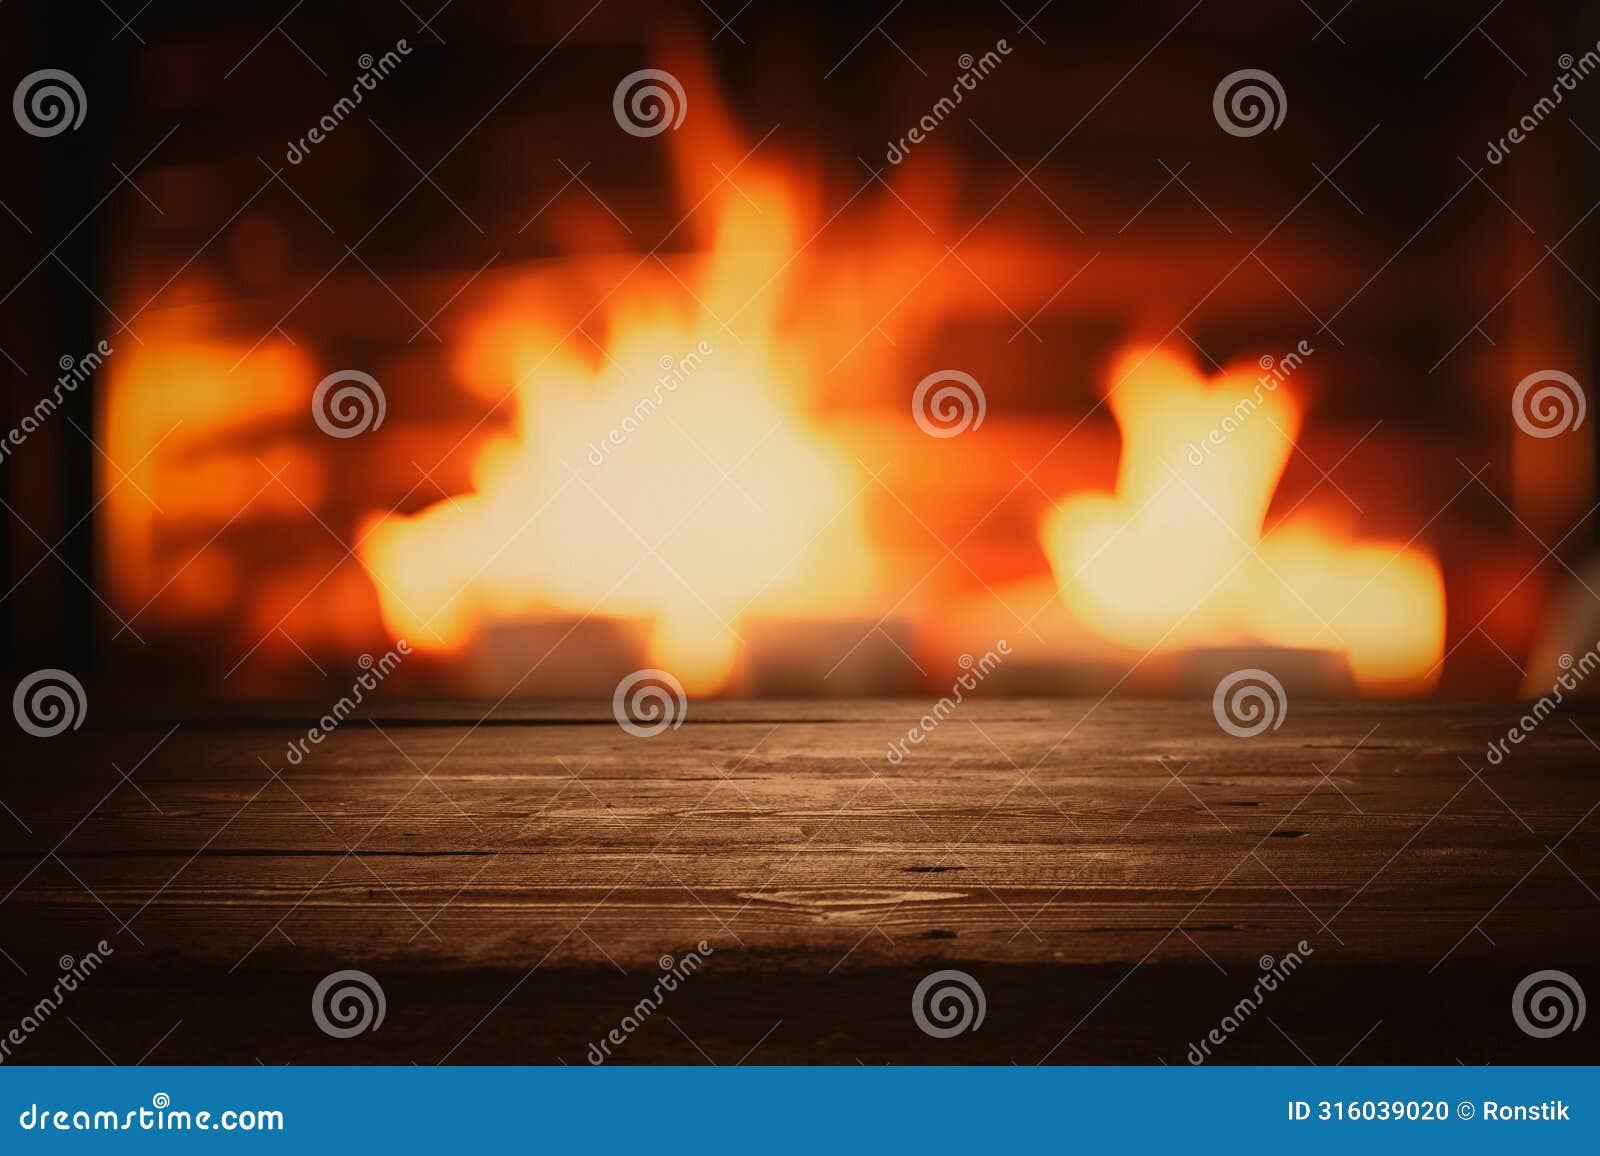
[2,0,1599,1071]
[6,0,1596,704]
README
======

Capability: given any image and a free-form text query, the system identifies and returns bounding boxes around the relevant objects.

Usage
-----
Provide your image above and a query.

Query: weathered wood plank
[1,701,1596,1063]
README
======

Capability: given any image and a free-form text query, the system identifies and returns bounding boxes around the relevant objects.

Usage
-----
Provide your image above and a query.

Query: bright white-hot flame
[359,162,879,694]
[96,47,1453,700]
[1040,346,1445,691]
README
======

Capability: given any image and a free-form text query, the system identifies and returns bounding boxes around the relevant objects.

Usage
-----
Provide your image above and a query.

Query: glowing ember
[1039,346,1445,691]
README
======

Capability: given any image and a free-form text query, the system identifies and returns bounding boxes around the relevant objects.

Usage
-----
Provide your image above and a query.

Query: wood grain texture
[1,700,1596,1064]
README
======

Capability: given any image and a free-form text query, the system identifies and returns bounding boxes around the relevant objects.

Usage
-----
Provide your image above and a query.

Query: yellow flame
[1040,346,1444,691]
[359,167,878,694]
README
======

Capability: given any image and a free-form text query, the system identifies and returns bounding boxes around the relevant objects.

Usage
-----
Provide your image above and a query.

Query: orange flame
[1040,346,1445,691]
[96,44,1452,698]
[358,167,879,694]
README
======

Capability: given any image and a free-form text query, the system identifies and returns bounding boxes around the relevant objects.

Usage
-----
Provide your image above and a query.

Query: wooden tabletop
[2,700,1596,1064]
